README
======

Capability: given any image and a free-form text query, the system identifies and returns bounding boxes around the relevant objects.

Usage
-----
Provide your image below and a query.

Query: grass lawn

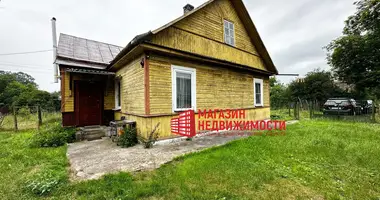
[0,112,61,132]
[271,108,316,121]
[1,119,380,199]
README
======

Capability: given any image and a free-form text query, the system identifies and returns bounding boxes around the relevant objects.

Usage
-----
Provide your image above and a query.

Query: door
[75,81,103,126]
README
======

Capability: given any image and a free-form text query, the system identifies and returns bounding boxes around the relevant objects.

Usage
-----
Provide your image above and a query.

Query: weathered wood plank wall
[149,55,270,115]
[151,0,267,71]
[116,107,270,138]
[116,56,145,115]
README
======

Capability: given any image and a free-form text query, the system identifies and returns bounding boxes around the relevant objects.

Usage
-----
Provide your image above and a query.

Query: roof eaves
[108,31,153,67]
[151,0,215,34]
[231,0,278,75]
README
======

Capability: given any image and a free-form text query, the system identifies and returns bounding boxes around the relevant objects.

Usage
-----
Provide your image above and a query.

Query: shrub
[29,122,76,148]
[18,106,31,116]
[117,127,138,148]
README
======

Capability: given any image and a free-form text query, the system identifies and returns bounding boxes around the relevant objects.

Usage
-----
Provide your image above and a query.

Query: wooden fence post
[309,101,313,119]
[372,101,376,123]
[294,101,300,120]
[13,107,18,132]
[37,106,42,130]
[297,102,300,120]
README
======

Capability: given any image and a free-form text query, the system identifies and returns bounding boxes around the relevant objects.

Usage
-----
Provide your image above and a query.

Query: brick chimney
[183,4,194,14]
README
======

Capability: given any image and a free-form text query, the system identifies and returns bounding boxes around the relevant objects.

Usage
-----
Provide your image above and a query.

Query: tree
[0,71,60,111]
[269,77,289,109]
[327,0,380,99]
[287,69,347,102]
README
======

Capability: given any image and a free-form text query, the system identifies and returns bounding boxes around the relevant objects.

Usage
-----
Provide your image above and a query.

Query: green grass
[1,119,380,199]
[271,108,315,120]
[0,112,60,131]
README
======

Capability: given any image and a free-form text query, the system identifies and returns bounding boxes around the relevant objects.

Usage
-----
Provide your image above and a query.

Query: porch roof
[65,68,115,75]
[56,33,123,69]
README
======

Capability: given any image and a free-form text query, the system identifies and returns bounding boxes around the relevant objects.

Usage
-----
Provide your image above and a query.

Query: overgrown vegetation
[117,127,138,148]
[29,122,76,148]
[25,169,61,196]
[138,123,160,148]
[1,120,380,199]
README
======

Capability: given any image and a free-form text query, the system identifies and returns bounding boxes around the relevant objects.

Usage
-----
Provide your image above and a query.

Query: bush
[18,106,31,116]
[117,127,138,148]
[29,122,76,148]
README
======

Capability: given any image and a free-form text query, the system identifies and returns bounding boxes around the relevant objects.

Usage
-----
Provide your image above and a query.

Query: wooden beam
[141,43,274,76]
[60,67,65,112]
[144,56,150,115]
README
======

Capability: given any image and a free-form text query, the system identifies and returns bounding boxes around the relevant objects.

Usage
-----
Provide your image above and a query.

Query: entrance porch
[60,67,116,127]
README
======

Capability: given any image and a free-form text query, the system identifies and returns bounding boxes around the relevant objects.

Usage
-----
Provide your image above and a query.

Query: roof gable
[150,0,277,74]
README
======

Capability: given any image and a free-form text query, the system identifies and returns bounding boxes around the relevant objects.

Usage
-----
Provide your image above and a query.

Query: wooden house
[56,0,278,138]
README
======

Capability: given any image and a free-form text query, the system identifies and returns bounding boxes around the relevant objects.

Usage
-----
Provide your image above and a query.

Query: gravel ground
[67,134,249,181]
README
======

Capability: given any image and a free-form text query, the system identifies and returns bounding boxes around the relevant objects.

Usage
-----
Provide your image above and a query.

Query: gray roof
[56,33,123,69]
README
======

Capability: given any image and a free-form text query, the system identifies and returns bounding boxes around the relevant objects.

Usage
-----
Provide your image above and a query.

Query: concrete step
[76,126,106,141]
[85,133,105,141]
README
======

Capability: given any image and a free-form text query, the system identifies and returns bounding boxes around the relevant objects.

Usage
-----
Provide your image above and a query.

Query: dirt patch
[67,134,249,181]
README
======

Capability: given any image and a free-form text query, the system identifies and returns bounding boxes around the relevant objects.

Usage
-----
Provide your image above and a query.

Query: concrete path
[67,120,298,181]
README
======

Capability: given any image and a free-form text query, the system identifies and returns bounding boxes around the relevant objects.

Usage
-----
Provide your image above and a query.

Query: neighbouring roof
[111,0,278,75]
[56,33,123,69]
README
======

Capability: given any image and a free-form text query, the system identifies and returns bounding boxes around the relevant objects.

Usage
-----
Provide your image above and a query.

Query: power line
[0,61,51,69]
[0,49,52,56]
[0,68,51,74]
[0,64,51,73]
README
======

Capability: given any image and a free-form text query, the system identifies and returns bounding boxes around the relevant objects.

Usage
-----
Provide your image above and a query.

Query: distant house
[56,0,278,138]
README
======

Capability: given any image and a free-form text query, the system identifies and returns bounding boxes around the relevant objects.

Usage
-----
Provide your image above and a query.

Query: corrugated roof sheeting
[57,33,122,65]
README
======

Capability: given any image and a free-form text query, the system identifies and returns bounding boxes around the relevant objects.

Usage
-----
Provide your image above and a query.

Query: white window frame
[224,20,235,46]
[114,79,121,110]
[171,65,196,112]
[254,78,264,107]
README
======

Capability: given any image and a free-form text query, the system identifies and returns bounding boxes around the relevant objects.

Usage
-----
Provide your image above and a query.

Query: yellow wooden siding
[151,27,266,71]
[116,56,145,115]
[104,79,115,110]
[62,72,74,112]
[150,0,268,72]
[149,56,270,115]
[149,59,172,114]
[115,107,270,138]
[175,0,257,54]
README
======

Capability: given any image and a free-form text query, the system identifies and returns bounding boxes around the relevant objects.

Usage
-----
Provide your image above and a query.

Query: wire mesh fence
[271,99,379,123]
[0,105,60,132]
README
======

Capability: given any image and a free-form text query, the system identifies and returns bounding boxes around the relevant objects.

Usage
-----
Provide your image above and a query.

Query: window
[172,65,196,112]
[254,78,264,107]
[224,20,235,46]
[115,79,121,109]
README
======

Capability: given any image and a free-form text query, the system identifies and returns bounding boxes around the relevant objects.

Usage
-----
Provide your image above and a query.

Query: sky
[0,0,357,92]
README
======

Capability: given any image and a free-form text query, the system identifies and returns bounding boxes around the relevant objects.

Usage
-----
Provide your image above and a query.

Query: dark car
[361,100,375,114]
[323,98,362,116]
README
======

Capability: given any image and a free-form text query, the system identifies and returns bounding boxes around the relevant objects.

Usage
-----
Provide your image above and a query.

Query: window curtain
[176,72,192,109]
